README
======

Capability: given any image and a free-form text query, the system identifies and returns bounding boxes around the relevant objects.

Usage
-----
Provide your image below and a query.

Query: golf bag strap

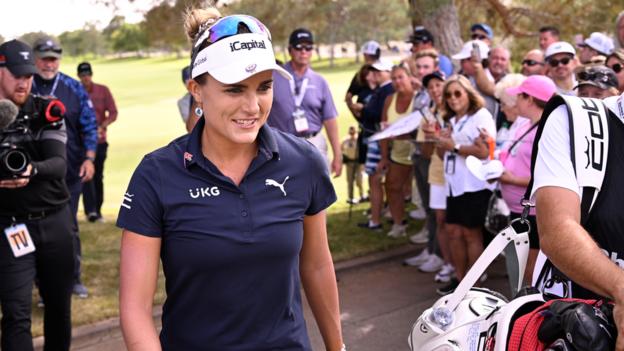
[439,223,529,312]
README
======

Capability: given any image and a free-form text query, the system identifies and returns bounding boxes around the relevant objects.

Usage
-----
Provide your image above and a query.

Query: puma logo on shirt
[265,176,290,196]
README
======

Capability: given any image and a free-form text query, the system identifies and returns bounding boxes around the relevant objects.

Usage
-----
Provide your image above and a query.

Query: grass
[28,55,424,336]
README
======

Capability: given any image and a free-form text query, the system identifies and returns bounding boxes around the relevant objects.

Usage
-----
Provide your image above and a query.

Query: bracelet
[86,156,95,162]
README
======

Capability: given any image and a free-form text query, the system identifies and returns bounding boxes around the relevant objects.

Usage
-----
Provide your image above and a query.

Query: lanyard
[453,115,470,133]
[289,77,309,108]
[508,122,539,155]
[33,74,60,98]
[617,95,624,125]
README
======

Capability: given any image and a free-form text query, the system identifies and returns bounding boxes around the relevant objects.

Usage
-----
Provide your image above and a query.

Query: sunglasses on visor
[193,15,272,50]
[576,70,613,84]
[35,43,62,54]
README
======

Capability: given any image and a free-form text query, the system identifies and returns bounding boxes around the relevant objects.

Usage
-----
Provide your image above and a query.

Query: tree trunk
[328,31,336,68]
[409,0,463,59]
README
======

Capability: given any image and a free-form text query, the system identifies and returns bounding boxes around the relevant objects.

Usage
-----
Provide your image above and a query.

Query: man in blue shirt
[32,36,97,298]
[267,28,342,177]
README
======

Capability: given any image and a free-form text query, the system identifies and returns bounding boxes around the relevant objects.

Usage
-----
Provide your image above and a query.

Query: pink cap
[506,75,557,102]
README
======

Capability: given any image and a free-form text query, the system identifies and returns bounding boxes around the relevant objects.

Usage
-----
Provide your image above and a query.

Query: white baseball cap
[451,40,489,60]
[361,40,381,56]
[191,32,291,84]
[371,58,393,72]
[581,32,614,56]
[544,41,576,60]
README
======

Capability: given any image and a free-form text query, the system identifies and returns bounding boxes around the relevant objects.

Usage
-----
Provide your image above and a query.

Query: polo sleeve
[320,78,338,121]
[116,155,164,237]
[530,105,580,200]
[305,150,337,215]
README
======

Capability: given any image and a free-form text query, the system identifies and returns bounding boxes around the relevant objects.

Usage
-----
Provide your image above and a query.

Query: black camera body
[0,95,65,180]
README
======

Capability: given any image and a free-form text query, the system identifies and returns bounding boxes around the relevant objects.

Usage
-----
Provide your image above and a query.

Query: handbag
[485,186,510,234]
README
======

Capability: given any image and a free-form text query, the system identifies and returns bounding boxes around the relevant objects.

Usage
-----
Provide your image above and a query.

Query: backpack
[526,94,613,298]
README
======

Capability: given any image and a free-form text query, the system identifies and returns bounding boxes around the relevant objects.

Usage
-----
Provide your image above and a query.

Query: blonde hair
[183,7,222,44]
[494,73,526,107]
[442,75,485,120]
[413,48,439,66]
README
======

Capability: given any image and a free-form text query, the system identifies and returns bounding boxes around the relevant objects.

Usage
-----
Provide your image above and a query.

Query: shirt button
[241,210,248,217]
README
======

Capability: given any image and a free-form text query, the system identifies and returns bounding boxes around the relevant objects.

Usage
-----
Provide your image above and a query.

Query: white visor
[191,33,291,84]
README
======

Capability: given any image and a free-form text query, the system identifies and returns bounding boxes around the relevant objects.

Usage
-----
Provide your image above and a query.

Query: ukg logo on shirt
[229,39,266,52]
[189,186,220,199]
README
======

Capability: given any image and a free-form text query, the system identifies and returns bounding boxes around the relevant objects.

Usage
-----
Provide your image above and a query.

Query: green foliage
[454,0,623,63]
[226,0,410,51]
[58,24,108,57]
[18,31,52,47]
[109,23,148,54]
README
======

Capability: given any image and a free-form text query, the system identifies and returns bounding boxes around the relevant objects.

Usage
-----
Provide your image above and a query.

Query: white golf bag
[408,220,545,351]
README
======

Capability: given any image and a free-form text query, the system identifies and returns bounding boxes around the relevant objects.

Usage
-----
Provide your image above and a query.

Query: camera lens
[4,149,28,174]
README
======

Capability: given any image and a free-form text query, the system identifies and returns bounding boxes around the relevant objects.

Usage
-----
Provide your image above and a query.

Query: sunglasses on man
[293,44,314,52]
[471,34,488,41]
[548,56,572,67]
[522,59,544,67]
[609,63,623,74]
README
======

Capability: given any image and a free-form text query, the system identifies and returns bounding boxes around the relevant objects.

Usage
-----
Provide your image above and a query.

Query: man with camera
[0,40,74,351]
[31,36,97,298]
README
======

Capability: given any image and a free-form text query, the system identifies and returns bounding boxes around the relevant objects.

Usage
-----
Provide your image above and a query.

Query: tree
[408,0,462,58]
[227,0,410,65]
[109,23,148,55]
[19,32,52,47]
[59,24,108,57]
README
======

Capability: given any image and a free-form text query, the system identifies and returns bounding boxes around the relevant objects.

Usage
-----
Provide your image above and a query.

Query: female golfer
[117,7,344,351]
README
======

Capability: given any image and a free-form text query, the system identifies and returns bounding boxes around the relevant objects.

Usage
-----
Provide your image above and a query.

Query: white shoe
[434,263,455,283]
[409,208,426,220]
[403,249,430,266]
[419,254,444,273]
[383,207,393,219]
[409,227,428,244]
[387,223,407,238]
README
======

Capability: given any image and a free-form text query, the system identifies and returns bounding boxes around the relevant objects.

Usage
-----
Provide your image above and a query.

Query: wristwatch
[453,143,461,154]
[86,156,96,162]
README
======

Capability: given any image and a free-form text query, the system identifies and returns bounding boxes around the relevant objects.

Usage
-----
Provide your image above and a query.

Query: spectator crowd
[338,15,624,296]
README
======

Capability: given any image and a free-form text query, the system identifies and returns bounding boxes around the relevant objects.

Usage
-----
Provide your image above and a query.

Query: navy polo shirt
[117,118,336,351]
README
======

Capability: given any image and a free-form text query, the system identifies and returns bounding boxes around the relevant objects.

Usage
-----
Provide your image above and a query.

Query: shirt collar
[285,61,310,78]
[184,118,279,169]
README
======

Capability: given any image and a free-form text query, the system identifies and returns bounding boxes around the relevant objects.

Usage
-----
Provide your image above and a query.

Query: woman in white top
[435,75,496,294]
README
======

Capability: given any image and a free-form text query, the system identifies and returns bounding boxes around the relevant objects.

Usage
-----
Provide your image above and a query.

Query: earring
[195,106,203,117]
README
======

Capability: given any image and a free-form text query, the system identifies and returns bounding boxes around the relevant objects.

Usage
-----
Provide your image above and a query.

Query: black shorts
[510,212,540,249]
[446,189,492,228]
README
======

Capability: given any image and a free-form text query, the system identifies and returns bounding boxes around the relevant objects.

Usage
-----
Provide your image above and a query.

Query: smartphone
[471,42,481,62]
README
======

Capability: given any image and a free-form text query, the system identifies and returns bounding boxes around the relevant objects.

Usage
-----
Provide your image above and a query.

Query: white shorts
[429,183,446,210]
